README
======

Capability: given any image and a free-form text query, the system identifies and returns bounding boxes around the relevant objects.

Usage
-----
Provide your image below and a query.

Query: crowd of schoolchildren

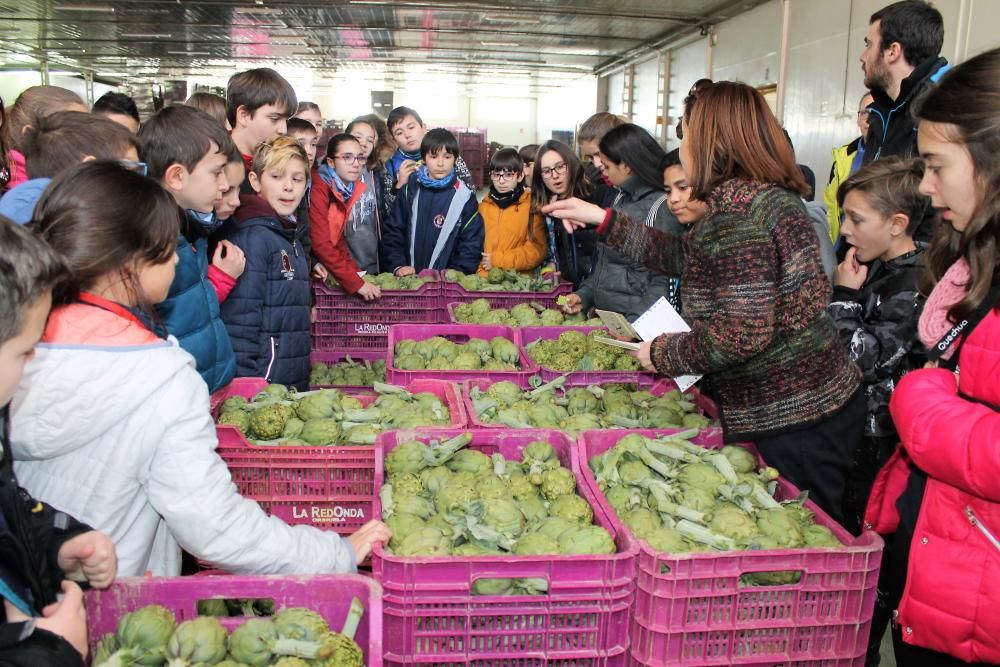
[0,1,995,665]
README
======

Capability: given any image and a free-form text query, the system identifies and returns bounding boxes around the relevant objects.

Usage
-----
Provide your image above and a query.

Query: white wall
[632,56,659,135]
[602,0,1000,180]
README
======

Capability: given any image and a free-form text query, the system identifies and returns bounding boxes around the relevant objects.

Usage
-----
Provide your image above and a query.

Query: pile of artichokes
[93,601,365,667]
[443,268,559,292]
[526,329,643,372]
[393,335,521,371]
[309,358,386,387]
[452,298,600,327]
[589,432,842,584]
[380,431,617,594]
[324,272,433,291]
[216,383,451,446]
[471,378,714,436]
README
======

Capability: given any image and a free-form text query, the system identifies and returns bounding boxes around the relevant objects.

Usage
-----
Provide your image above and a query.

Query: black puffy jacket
[0,405,90,666]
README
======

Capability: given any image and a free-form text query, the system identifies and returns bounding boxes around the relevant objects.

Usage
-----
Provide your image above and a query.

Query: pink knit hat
[918,257,971,359]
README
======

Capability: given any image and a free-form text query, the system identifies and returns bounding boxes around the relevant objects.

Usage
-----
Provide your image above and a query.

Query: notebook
[594,297,701,391]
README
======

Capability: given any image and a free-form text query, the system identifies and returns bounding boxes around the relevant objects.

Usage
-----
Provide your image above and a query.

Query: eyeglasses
[119,160,148,176]
[335,154,366,164]
[857,110,871,119]
[540,162,568,178]
[490,170,519,181]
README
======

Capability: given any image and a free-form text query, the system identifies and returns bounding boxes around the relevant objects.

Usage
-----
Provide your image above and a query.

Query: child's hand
[213,240,246,280]
[357,282,382,301]
[36,581,88,660]
[57,531,117,589]
[481,253,492,270]
[561,293,583,314]
[395,160,419,190]
[312,263,329,280]
[634,341,656,372]
[834,247,868,290]
[347,520,392,563]
[395,266,416,277]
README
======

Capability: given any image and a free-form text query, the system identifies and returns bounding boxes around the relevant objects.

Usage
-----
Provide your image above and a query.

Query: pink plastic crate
[86,574,382,667]
[372,428,637,665]
[576,430,883,667]
[311,332,392,352]
[310,349,384,392]
[519,326,660,386]
[442,273,574,310]
[463,379,721,431]
[313,269,440,310]
[385,323,538,386]
[209,377,466,534]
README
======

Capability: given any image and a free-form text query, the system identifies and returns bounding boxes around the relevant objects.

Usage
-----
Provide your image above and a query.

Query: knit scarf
[400,148,421,162]
[416,165,455,190]
[918,257,971,360]
[489,182,525,209]
[318,163,355,201]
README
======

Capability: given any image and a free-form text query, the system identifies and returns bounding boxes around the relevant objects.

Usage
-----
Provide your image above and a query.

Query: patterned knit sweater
[601,177,861,440]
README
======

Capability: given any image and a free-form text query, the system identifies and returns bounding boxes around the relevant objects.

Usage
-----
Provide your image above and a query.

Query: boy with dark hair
[91,91,140,133]
[380,106,476,220]
[0,217,117,666]
[226,68,298,169]
[828,157,928,535]
[382,128,483,275]
[139,105,244,393]
[285,117,320,243]
[0,111,140,224]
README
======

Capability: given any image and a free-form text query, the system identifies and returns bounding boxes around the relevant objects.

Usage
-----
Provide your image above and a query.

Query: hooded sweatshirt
[10,295,357,577]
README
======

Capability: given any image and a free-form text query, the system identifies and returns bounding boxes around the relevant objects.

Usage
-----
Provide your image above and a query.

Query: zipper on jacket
[293,240,300,257]
[264,336,277,381]
[965,506,1000,552]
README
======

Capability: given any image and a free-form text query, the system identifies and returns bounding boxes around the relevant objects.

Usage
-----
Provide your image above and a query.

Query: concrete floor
[879,627,896,667]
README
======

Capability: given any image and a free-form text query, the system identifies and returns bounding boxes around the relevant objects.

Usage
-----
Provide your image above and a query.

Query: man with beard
[860,1,948,242]
[860,1,948,165]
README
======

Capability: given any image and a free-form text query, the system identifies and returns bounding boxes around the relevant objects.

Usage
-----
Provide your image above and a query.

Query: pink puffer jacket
[867,307,1000,663]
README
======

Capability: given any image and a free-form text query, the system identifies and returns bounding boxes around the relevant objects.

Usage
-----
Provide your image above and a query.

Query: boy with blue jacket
[139,105,244,393]
[382,129,484,275]
[218,136,312,390]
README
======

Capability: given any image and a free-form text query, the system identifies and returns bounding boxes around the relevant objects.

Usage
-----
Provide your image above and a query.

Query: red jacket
[866,308,1000,663]
[309,168,367,294]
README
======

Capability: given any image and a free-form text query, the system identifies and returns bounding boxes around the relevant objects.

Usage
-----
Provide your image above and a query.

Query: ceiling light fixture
[120,32,172,39]
[483,14,541,24]
[481,41,521,47]
[97,71,129,77]
[168,50,211,56]
[53,4,115,12]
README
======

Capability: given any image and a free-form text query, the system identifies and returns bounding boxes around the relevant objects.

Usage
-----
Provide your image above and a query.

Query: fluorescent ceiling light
[97,71,129,76]
[233,6,283,14]
[483,14,541,24]
[120,32,172,39]
[53,4,115,11]
[481,41,521,47]
[168,50,211,56]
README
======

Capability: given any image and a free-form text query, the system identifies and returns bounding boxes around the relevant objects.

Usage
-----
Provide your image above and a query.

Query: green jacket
[823,137,862,242]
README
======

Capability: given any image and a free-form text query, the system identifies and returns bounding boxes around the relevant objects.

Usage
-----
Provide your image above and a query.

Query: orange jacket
[477,189,546,276]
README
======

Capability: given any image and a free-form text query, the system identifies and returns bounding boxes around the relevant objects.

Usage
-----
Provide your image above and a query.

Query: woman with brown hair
[544,81,863,524]
[530,140,597,286]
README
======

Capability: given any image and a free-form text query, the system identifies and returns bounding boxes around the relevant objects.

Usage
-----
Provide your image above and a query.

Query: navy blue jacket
[382,173,483,274]
[219,195,311,390]
[156,211,236,393]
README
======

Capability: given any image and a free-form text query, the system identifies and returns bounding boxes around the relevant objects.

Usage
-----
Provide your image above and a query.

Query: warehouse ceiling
[0,0,766,88]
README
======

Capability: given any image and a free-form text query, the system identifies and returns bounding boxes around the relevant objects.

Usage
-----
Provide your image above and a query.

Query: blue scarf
[389,148,422,181]
[416,166,456,190]
[318,163,355,201]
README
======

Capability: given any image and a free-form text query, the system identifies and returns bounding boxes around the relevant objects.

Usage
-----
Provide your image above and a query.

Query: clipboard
[594,298,701,391]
